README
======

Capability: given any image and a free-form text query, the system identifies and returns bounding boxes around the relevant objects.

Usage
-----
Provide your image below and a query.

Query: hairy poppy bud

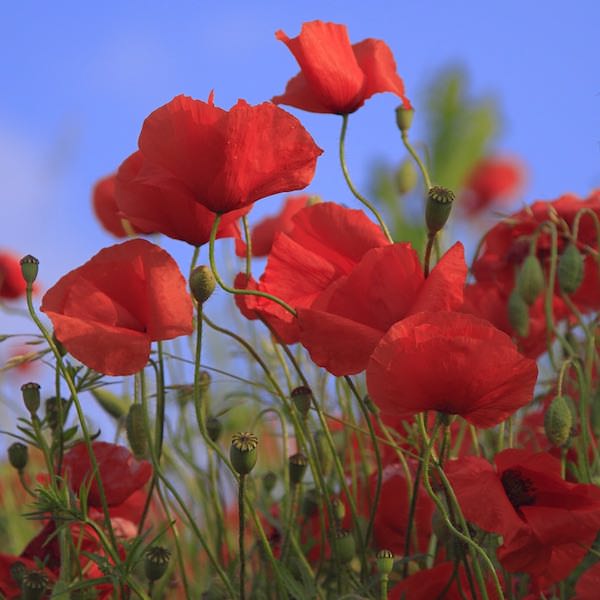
[376,549,394,575]
[45,396,69,431]
[558,243,584,294]
[21,382,41,415]
[313,430,333,476]
[21,570,48,600]
[544,395,573,447]
[288,452,308,485]
[262,471,277,494]
[189,265,216,304]
[291,386,312,417]
[426,186,455,235]
[332,498,346,523]
[145,546,171,582]
[126,404,148,459]
[508,289,530,337]
[230,432,258,475]
[395,159,418,195]
[8,442,28,471]
[516,254,545,305]
[395,106,414,132]
[333,529,355,564]
[19,255,39,286]
[206,416,222,442]
[91,388,129,419]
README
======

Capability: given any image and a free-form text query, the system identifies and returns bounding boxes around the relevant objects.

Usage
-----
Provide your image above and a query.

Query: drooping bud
[126,404,148,459]
[507,289,530,337]
[516,254,545,305]
[230,432,258,475]
[376,549,394,576]
[558,243,584,294]
[45,396,69,431]
[291,386,312,417]
[313,430,333,476]
[425,186,455,235]
[19,255,39,286]
[144,546,171,582]
[189,265,216,304]
[288,453,308,485]
[395,159,418,195]
[21,570,48,600]
[544,395,573,447]
[8,442,28,471]
[91,388,128,419]
[395,106,414,133]
[21,382,41,415]
[206,416,222,442]
[262,471,277,494]
[333,529,355,564]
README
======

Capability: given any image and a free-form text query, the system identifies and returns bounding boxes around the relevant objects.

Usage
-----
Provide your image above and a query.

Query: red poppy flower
[367,311,538,428]
[446,449,600,585]
[0,252,27,300]
[272,20,411,114]
[115,151,246,246]
[297,242,467,375]
[574,563,600,600]
[62,441,151,507]
[235,194,311,258]
[0,554,55,599]
[41,239,193,375]
[137,95,322,214]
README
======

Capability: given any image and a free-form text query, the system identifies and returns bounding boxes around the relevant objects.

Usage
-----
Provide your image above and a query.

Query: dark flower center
[500,468,536,508]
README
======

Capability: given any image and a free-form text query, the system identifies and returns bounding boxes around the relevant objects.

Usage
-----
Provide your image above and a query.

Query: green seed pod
[507,289,530,338]
[189,265,216,304]
[333,529,355,564]
[9,561,26,586]
[21,382,41,415]
[19,255,39,286]
[262,471,277,494]
[91,388,129,420]
[126,404,148,459]
[313,430,333,476]
[558,243,584,294]
[291,386,312,417]
[230,432,258,475]
[332,498,346,524]
[288,452,308,485]
[144,546,171,582]
[395,106,414,132]
[544,395,573,447]
[206,416,222,442]
[516,255,545,305]
[21,571,48,600]
[395,159,418,195]
[8,442,28,471]
[425,186,455,235]
[376,549,394,575]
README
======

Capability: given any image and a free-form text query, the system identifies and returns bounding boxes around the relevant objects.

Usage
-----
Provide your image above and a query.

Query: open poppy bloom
[0,252,27,300]
[446,449,600,586]
[137,94,322,214]
[367,311,538,428]
[41,239,193,375]
[273,20,411,114]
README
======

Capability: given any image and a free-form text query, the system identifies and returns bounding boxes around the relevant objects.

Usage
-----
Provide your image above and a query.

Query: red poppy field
[1,18,600,600]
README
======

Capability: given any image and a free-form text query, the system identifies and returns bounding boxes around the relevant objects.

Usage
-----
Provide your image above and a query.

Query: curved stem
[400,129,432,190]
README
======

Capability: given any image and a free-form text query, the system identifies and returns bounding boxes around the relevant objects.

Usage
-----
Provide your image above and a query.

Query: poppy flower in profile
[114,151,246,247]
[62,441,152,507]
[41,239,193,375]
[138,95,322,214]
[0,252,27,300]
[273,20,411,114]
[367,311,537,428]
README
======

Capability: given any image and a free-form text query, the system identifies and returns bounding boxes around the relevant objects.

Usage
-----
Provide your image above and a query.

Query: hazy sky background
[1,2,599,412]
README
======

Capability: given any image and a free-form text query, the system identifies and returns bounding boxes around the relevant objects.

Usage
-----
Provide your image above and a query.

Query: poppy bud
[544,395,573,447]
[21,570,48,600]
[189,265,216,304]
[395,106,414,132]
[516,254,545,305]
[425,186,455,235]
[19,255,39,286]
[313,430,333,476]
[558,243,584,294]
[262,471,277,494]
[206,416,222,442]
[333,529,355,564]
[302,488,320,517]
[230,432,258,475]
[8,442,28,471]
[145,546,171,582]
[332,498,346,523]
[291,386,312,417]
[21,382,41,415]
[395,159,418,195]
[288,452,308,485]
[91,387,128,419]
[45,396,68,431]
[376,549,394,575]
[507,289,530,337]
[126,404,148,459]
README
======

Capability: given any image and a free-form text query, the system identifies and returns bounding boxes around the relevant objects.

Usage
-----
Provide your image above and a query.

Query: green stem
[239,474,247,600]
[400,130,432,190]
[424,233,436,278]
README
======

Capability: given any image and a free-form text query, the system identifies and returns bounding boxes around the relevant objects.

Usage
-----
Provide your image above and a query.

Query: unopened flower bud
[45,396,68,431]
[395,106,414,132]
[291,386,312,417]
[313,430,333,476]
[507,289,530,337]
[262,471,277,494]
[8,442,28,471]
[288,453,308,485]
[189,265,216,304]
[19,255,39,286]
[21,382,41,415]
[126,404,148,459]
[395,160,418,195]
[144,546,171,582]
[558,243,584,294]
[516,255,544,305]
[91,388,128,419]
[230,432,258,475]
[333,529,355,564]
[206,416,222,442]
[426,186,455,235]
[21,570,48,600]
[544,395,573,447]
[332,498,346,523]
[376,549,394,575]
